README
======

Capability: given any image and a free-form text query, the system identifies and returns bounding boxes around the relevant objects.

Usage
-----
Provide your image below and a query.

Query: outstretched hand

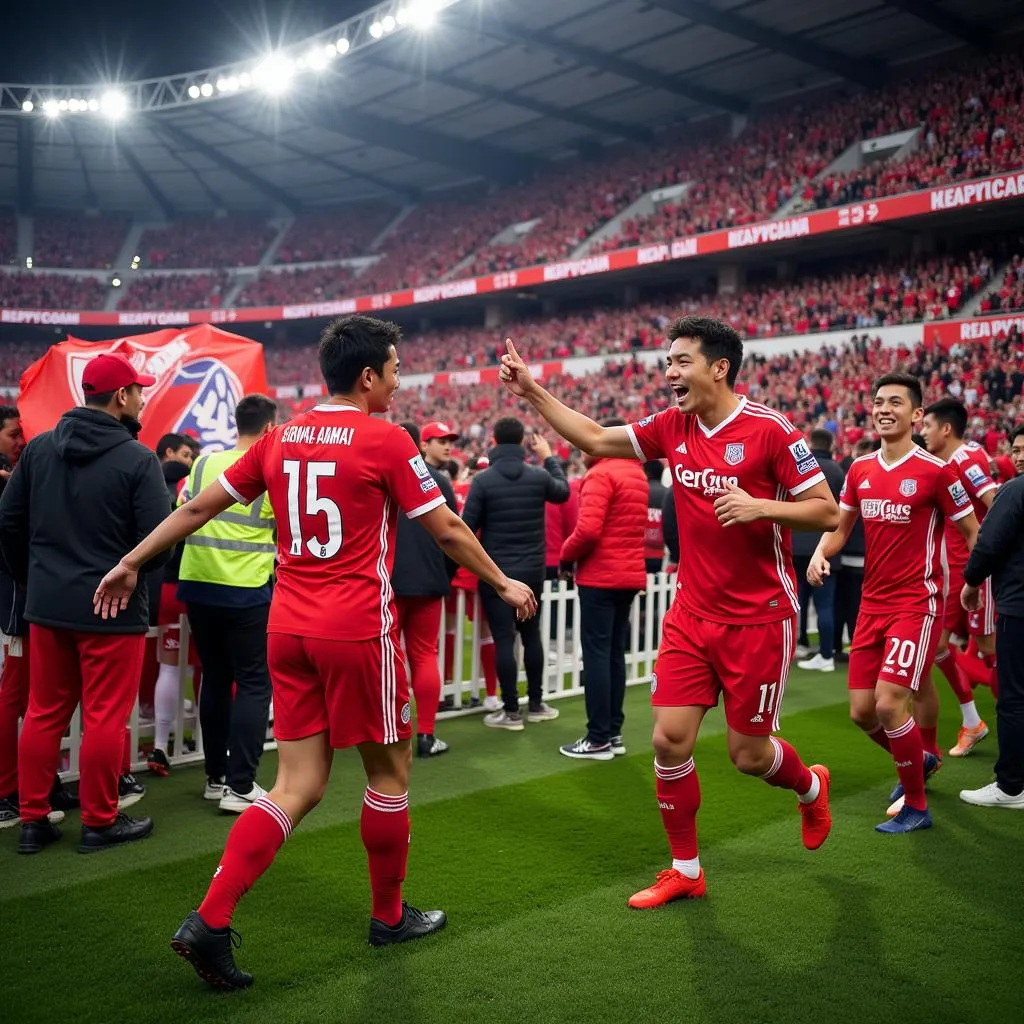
[93,561,139,620]
[498,577,539,621]
[499,340,538,398]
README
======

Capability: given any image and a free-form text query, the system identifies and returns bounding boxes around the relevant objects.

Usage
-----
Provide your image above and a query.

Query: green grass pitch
[3,668,1020,1024]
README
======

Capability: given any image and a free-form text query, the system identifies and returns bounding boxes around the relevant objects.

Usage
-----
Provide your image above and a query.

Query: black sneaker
[49,775,80,812]
[417,734,450,758]
[18,818,62,854]
[79,812,154,853]
[369,902,447,947]
[0,796,20,830]
[118,774,146,809]
[171,910,254,990]
[147,748,171,777]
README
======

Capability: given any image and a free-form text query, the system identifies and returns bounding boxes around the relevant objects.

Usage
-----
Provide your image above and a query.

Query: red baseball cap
[82,352,157,394]
[474,456,490,470]
[421,421,458,442]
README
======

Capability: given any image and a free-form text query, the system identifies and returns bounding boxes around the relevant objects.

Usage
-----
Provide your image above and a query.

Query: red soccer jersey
[220,405,446,641]
[839,446,974,617]
[627,397,826,624]
[944,442,997,572]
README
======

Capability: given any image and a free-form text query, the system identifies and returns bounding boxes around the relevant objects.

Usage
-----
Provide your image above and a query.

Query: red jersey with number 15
[627,397,826,625]
[839,447,973,617]
[944,442,997,572]
[220,405,446,641]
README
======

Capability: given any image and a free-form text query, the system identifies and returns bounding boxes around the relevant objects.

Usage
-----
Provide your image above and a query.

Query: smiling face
[1012,432,1024,475]
[872,384,920,443]
[664,336,731,416]
[366,345,401,414]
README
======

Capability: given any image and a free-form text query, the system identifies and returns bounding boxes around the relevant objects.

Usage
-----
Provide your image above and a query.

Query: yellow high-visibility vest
[177,449,275,589]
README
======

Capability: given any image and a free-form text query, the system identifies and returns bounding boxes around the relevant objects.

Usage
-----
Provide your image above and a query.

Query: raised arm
[500,341,638,459]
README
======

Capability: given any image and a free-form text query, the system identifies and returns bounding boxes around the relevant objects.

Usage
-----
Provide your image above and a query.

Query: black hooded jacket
[0,407,171,633]
[0,472,26,637]
[462,444,569,582]
[392,465,459,598]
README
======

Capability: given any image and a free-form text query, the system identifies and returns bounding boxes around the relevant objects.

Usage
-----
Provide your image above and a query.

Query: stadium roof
[0,0,1019,215]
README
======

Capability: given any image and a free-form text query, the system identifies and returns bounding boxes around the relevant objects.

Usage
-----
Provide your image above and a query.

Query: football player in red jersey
[809,374,979,833]
[919,399,998,756]
[94,316,537,987]
[500,317,839,908]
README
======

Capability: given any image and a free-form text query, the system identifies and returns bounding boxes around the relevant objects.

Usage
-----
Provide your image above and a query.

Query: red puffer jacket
[560,458,648,590]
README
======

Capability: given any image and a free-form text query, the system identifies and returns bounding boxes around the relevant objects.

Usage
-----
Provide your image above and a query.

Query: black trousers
[833,567,864,654]
[186,602,272,792]
[994,614,1024,796]
[479,578,544,713]
[545,566,575,639]
[579,586,637,744]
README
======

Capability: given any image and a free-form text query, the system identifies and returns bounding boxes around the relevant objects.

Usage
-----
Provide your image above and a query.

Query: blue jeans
[578,586,637,744]
[797,571,836,659]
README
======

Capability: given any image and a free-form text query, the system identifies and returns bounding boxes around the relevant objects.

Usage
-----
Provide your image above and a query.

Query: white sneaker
[219,782,267,813]
[483,710,524,731]
[527,703,560,723]
[794,644,813,660]
[797,653,835,672]
[203,776,226,801]
[610,735,627,756]
[482,695,502,712]
[959,782,1024,809]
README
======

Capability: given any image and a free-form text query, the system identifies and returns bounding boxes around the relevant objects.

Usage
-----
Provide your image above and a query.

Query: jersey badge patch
[899,478,917,497]
[948,481,970,507]
[724,443,745,466]
[964,464,986,487]
[409,455,431,480]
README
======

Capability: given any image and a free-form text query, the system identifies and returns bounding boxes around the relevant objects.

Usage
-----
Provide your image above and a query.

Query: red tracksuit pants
[395,596,443,736]
[0,638,30,797]
[18,625,144,828]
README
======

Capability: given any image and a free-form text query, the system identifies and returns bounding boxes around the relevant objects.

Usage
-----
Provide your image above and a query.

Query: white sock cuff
[364,787,409,813]
[760,736,784,780]
[654,758,694,781]
[253,796,293,841]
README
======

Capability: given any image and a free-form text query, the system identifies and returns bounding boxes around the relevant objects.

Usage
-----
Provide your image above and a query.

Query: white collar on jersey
[312,404,361,413]
[697,395,747,438]
[875,447,918,472]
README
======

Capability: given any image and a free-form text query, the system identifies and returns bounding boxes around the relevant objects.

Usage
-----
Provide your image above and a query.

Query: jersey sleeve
[961,454,998,502]
[937,462,974,522]
[220,432,273,506]
[381,428,447,519]
[769,426,827,497]
[839,465,860,512]
[624,411,669,461]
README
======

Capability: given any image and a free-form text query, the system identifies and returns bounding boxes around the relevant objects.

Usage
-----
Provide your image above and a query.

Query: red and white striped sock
[865,724,892,753]
[361,788,410,927]
[654,759,701,877]
[759,736,816,799]
[198,796,292,928]
[886,717,927,811]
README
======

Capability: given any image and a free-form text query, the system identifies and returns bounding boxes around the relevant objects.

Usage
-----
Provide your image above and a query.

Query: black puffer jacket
[0,408,171,633]
[0,473,25,637]
[462,444,569,582]
[392,466,459,598]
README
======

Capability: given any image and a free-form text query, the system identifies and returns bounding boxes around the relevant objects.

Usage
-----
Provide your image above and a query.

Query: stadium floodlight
[381,15,397,33]
[398,2,439,28]
[335,37,350,55]
[101,90,128,118]
[42,100,59,117]
[253,53,294,95]
[187,84,201,99]
[200,82,214,97]
[307,46,329,70]
[88,98,100,111]
[68,99,82,112]
[111,277,122,287]
[369,21,384,38]
[239,71,252,87]
[58,99,69,111]
[22,100,33,112]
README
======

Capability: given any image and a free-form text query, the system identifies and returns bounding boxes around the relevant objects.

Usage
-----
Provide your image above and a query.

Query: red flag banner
[17,324,268,453]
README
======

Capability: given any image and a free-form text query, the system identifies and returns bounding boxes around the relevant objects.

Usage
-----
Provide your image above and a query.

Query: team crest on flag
[724,443,745,466]
[899,478,917,497]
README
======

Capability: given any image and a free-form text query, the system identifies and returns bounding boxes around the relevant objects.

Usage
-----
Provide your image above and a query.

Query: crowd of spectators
[138,218,277,269]
[275,206,398,264]
[0,272,107,312]
[31,214,128,269]
[115,272,230,312]
[234,264,358,309]
[0,210,17,266]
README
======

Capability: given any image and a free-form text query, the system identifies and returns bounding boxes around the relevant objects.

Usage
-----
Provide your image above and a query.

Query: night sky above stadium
[2,0,370,83]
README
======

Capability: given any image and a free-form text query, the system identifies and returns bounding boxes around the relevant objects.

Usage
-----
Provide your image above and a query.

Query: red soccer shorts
[445,587,477,622]
[651,605,796,736]
[158,582,201,665]
[267,631,412,749]
[848,610,942,692]
[942,568,995,638]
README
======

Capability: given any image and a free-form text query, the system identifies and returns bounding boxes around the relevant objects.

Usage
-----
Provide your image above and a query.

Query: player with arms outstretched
[808,374,978,833]
[919,398,997,756]
[499,316,839,907]
[94,316,537,988]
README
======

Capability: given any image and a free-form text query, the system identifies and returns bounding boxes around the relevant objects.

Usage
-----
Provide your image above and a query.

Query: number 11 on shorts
[757,682,778,715]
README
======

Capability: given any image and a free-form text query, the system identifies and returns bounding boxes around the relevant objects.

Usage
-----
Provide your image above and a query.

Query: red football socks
[654,759,701,861]
[865,724,892,752]
[480,637,497,697]
[885,717,927,811]
[934,647,973,703]
[361,788,410,927]
[198,797,292,929]
[984,655,999,699]
[918,724,940,758]
[759,736,814,795]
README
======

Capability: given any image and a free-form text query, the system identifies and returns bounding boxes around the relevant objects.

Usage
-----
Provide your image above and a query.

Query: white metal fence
[47,573,678,779]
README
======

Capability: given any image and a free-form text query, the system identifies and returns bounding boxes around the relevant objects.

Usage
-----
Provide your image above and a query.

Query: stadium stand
[233,264,358,308]
[138,217,277,269]
[274,206,398,263]
[0,271,107,312]
[31,214,128,269]
[115,271,231,311]
[0,208,16,266]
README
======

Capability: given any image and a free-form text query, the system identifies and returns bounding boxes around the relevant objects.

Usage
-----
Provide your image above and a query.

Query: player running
[808,374,978,833]
[919,399,997,756]
[499,316,838,907]
[94,315,537,988]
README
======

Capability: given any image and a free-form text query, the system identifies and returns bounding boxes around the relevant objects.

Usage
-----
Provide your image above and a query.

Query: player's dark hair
[183,434,201,454]
[0,405,19,427]
[923,397,968,439]
[493,417,525,445]
[1010,424,1024,446]
[155,432,188,458]
[810,428,834,452]
[83,390,117,408]
[668,316,744,388]
[400,421,421,448]
[235,394,278,436]
[643,459,663,481]
[319,315,401,395]
[872,372,923,408]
